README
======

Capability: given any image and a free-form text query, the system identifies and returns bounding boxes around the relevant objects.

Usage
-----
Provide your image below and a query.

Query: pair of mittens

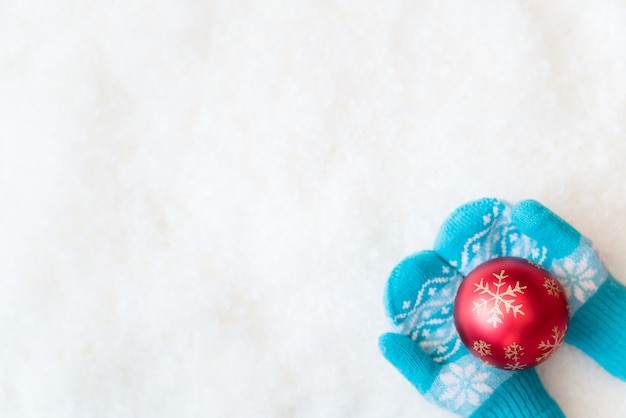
[380,198,626,417]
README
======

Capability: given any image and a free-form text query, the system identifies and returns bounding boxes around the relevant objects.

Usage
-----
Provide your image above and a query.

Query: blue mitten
[512,199,626,380]
[380,250,564,417]
[435,197,626,380]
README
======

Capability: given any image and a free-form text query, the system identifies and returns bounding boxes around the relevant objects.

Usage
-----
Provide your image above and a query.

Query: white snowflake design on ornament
[536,325,567,363]
[472,270,527,328]
[504,361,526,371]
[472,340,492,357]
[527,259,543,269]
[503,342,524,362]
[503,342,526,370]
[543,277,562,298]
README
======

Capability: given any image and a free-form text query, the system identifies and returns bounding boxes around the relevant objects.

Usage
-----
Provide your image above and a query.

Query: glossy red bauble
[454,257,569,370]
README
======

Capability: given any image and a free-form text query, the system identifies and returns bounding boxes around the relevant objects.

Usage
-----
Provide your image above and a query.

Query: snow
[2,1,626,417]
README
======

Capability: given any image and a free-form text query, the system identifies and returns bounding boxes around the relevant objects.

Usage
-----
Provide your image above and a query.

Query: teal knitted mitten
[435,197,626,380]
[512,199,626,380]
[380,250,564,417]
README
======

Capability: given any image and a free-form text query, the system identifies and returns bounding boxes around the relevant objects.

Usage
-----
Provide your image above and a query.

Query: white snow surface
[2,1,626,417]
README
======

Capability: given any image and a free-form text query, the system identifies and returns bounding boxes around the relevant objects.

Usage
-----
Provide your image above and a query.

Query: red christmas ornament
[454,257,569,370]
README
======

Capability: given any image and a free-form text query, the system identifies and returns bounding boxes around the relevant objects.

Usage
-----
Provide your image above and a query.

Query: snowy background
[2,1,626,417]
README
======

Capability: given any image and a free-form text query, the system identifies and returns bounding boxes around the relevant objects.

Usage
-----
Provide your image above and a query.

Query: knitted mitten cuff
[565,274,626,380]
[471,369,564,418]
